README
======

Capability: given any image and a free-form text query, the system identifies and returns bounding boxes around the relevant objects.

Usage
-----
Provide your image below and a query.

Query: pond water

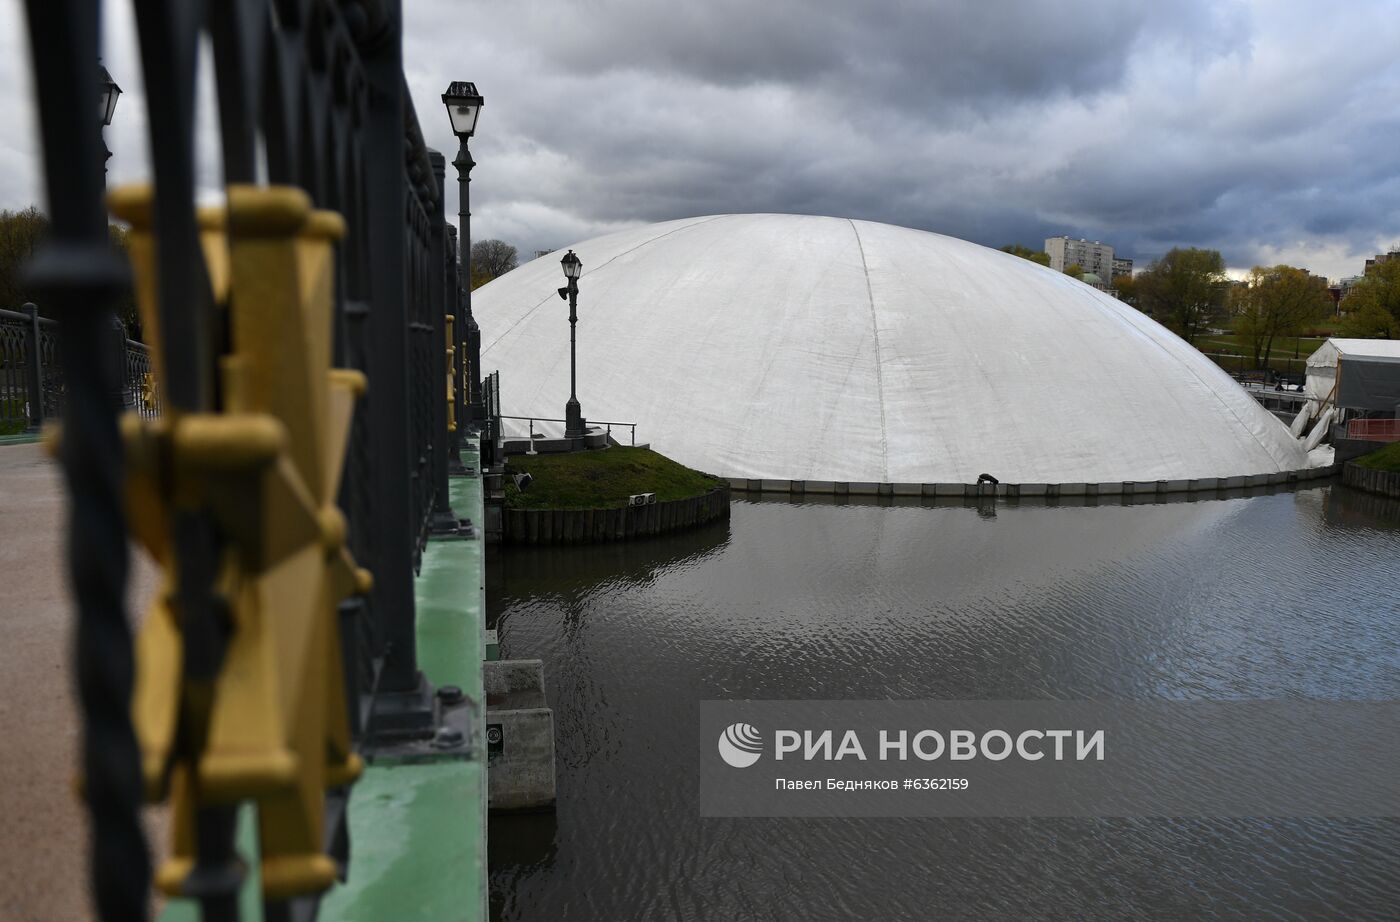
[487,484,1400,920]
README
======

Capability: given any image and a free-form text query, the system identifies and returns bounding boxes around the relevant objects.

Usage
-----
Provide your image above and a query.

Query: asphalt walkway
[0,442,163,921]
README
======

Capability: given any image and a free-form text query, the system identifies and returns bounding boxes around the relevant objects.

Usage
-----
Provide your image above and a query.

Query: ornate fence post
[18,5,147,920]
[21,302,43,430]
[446,224,468,473]
[360,4,434,729]
[428,149,458,532]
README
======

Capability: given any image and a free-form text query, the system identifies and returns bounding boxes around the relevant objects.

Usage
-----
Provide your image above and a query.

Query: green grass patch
[1,396,29,435]
[1195,333,1326,362]
[503,447,721,510]
[1354,441,1400,474]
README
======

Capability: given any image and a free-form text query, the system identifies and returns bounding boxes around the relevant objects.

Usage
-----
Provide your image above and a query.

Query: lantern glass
[442,81,485,138]
[561,250,582,280]
[99,65,121,126]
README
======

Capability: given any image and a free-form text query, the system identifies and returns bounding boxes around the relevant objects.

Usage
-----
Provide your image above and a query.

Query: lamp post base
[564,398,585,443]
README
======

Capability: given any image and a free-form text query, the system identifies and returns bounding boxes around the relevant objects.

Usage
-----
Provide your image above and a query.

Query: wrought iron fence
[19,2,487,920]
[0,305,155,431]
[483,369,502,420]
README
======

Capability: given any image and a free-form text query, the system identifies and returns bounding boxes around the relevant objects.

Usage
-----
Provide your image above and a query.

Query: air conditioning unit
[628,492,656,507]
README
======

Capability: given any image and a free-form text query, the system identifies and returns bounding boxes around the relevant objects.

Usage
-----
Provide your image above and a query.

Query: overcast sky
[2,1,1399,280]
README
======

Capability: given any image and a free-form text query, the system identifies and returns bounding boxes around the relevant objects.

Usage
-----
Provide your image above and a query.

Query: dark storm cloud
[511,0,1239,107]
[404,0,1400,278]
[0,1,1396,280]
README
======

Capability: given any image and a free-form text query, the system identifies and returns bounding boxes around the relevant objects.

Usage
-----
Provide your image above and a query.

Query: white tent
[476,214,1309,484]
[1304,338,1400,410]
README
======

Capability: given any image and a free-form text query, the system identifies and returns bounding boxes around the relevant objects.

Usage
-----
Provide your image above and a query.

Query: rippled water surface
[487,485,1400,920]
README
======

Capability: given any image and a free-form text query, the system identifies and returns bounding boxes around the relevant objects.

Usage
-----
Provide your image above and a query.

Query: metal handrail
[497,413,638,446]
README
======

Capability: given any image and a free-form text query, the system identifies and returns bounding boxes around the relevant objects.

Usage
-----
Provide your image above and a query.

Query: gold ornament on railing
[108,184,370,901]
[446,314,457,434]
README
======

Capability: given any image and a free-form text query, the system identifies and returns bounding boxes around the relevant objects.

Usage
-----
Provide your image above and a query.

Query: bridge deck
[0,438,489,921]
[0,441,166,919]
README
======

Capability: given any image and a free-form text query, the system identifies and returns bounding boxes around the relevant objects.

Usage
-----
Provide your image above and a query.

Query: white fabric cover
[477,214,1308,483]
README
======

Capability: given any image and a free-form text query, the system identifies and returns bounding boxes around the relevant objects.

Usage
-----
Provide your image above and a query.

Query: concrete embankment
[726,466,1339,500]
[1342,462,1400,499]
[502,484,730,545]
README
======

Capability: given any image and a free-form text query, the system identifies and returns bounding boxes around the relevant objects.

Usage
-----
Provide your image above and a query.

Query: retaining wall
[726,465,1340,500]
[502,484,730,545]
[1342,462,1400,499]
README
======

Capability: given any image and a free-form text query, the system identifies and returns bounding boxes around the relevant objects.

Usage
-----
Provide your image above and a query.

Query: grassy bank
[503,447,721,510]
[1354,442,1400,474]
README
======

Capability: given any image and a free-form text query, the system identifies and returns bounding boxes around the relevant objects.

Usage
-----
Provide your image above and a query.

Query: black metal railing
[19,2,489,920]
[483,369,501,421]
[0,305,155,431]
[498,414,639,447]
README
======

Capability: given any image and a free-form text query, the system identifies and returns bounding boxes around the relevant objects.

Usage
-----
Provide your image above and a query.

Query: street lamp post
[441,82,484,427]
[99,63,120,178]
[558,250,585,442]
[99,63,129,409]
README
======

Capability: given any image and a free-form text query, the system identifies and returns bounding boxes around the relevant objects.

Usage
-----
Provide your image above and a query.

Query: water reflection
[489,483,1400,921]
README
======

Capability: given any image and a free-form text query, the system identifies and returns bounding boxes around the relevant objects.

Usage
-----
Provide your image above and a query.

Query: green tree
[0,206,48,308]
[999,243,1050,267]
[1063,263,1085,280]
[1136,247,1228,344]
[0,206,141,335]
[1340,257,1400,338]
[1111,272,1138,306]
[1233,265,1332,368]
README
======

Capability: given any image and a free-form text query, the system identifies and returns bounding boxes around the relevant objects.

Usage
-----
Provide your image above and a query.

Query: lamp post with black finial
[441,81,484,427]
[558,250,585,444]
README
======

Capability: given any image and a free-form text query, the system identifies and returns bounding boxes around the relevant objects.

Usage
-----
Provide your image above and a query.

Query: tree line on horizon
[1001,239,1400,364]
[0,205,528,332]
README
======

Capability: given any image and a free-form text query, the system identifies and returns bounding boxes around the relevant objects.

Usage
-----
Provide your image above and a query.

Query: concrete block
[487,707,556,812]
[1058,483,1087,496]
[760,479,792,493]
[484,659,547,710]
[1096,482,1123,495]
[1162,479,1190,493]
[484,629,500,663]
[1190,478,1218,491]
[934,483,964,497]
[1018,483,1049,497]
[1245,474,1270,487]
[848,481,880,495]
[1221,476,1246,489]
[892,482,921,496]
[805,480,837,494]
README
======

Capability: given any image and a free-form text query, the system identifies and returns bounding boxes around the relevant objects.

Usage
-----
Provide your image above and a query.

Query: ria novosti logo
[718,722,764,768]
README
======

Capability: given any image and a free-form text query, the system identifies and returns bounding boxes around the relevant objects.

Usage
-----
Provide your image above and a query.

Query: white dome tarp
[476,214,1308,484]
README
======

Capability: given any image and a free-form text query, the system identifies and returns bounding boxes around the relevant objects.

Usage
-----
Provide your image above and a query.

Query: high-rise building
[1364,249,1400,275]
[1045,236,1116,290]
[1112,257,1133,279]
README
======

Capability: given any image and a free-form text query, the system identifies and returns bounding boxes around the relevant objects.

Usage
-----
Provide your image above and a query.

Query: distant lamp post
[98,62,129,409]
[442,81,484,423]
[558,250,585,441]
[98,63,120,174]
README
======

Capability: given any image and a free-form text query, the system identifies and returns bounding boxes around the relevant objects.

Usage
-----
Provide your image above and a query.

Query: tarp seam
[849,219,890,481]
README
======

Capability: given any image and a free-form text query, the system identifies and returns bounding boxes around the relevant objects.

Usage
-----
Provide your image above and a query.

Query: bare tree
[470,239,518,287]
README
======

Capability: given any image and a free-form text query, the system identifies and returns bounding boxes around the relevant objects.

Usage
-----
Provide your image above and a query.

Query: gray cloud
[0,1,1396,282]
